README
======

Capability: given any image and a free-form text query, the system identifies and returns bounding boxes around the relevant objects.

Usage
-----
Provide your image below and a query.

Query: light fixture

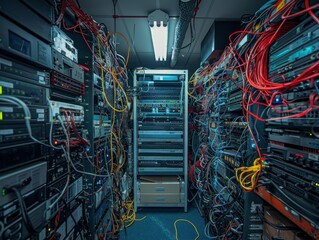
[148,10,169,61]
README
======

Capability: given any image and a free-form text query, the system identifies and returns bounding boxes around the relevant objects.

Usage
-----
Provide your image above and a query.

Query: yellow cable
[135,216,146,221]
[97,38,128,113]
[174,219,200,240]
[235,158,264,191]
[102,69,128,113]
[188,92,197,100]
[118,95,125,129]
[188,72,197,96]
[121,200,146,228]
[109,70,117,173]
[95,29,133,237]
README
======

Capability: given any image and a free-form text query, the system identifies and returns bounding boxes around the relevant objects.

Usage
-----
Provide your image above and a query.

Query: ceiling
[78,0,267,74]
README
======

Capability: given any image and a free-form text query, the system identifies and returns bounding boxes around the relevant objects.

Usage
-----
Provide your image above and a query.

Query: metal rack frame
[133,69,188,212]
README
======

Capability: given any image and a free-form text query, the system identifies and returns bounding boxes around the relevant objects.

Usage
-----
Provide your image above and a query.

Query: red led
[54,140,59,145]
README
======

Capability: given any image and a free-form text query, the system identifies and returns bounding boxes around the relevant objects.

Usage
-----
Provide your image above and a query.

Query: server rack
[133,69,188,211]
[67,31,115,238]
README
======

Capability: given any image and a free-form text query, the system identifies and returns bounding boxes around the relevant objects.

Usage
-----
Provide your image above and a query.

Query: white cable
[56,115,110,178]
[0,95,51,147]
[47,98,63,150]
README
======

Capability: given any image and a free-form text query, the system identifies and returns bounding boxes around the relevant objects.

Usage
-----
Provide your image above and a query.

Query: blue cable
[314,80,319,95]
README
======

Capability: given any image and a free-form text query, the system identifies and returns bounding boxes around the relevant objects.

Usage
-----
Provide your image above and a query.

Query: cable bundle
[235,158,265,192]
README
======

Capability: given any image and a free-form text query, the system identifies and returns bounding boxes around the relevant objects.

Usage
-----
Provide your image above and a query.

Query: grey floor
[120,205,210,240]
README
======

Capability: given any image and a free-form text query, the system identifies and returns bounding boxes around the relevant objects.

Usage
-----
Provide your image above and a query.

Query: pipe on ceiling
[170,0,196,68]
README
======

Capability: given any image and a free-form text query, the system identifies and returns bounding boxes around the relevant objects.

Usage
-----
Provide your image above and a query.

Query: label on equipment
[36,109,45,113]
[0,129,14,135]
[0,81,14,88]
[38,113,45,119]
[37,71,46,77]
[0,107,13,112]
[38,76,45,84]
[309,153,319,161]
[37,71,46,84]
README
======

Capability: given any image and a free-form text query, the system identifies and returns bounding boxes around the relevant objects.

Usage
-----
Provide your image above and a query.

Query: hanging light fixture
[148,10,169,61]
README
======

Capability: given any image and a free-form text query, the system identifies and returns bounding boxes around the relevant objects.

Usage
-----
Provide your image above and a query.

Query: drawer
[138,176,184,194]
[137,193,185,204]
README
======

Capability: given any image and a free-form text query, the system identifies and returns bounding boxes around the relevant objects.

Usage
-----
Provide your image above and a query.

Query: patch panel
[48,100,84,122]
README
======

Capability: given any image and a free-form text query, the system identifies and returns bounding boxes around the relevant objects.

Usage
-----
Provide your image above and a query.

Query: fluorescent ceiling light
[150,21,168,61]
[148,10,169,61]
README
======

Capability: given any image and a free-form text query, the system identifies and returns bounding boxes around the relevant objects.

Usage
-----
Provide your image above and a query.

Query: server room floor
[120,205,208,240]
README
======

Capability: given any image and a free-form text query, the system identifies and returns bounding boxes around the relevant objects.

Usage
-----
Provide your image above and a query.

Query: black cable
[10,187,38,235]
[180,20,195,50]
[212,184,242,209]
[241,14,254,23]
[62,199,84,240]
[79,230,84,240]
[207,179,243,239]
[3,177,43,236]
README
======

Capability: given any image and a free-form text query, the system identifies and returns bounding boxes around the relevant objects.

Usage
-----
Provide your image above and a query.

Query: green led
[2,188,7,196]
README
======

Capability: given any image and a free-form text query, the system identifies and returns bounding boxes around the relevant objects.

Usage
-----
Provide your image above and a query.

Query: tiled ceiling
[78,0,267,73]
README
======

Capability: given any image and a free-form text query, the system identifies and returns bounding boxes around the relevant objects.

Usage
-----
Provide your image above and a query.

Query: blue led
[86,146,91,152]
